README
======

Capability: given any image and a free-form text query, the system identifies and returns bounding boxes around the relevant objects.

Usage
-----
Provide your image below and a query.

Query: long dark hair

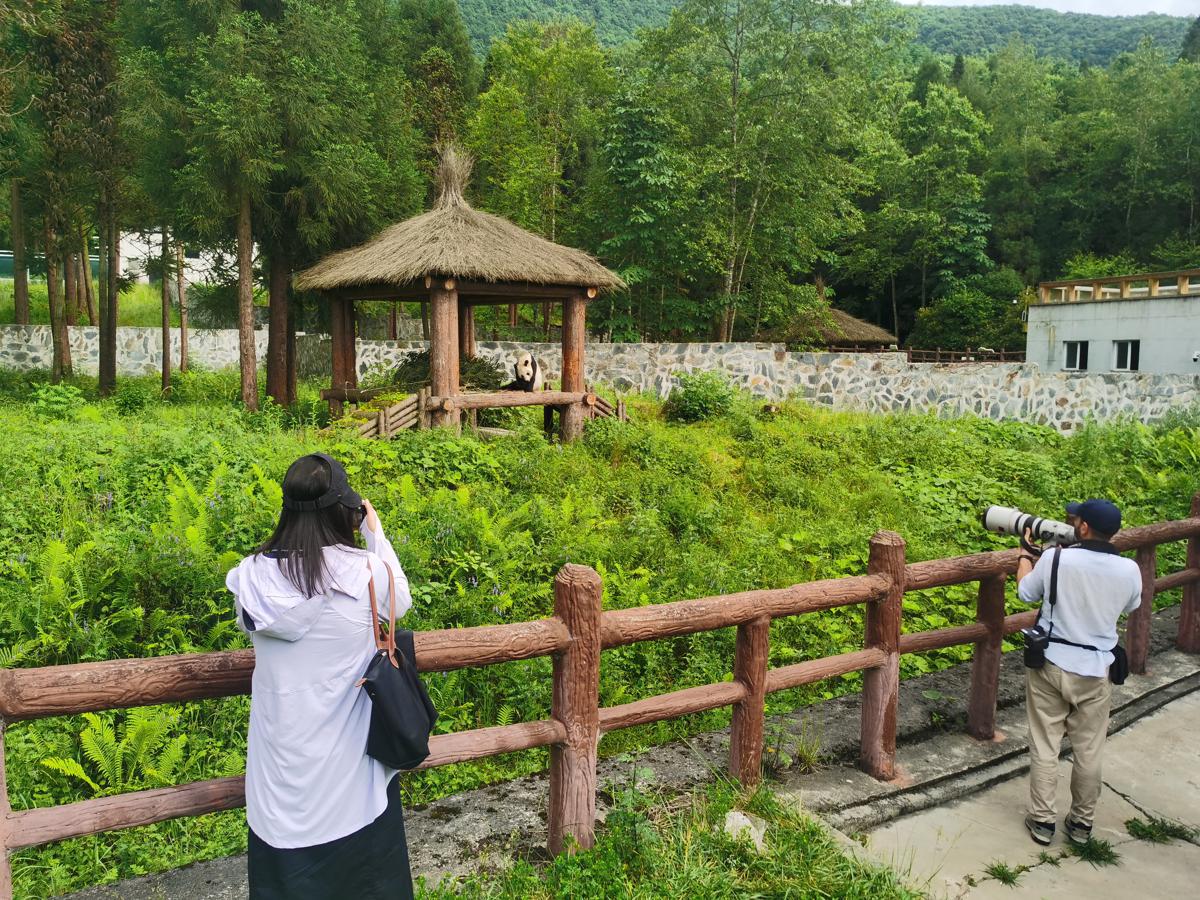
[257,455,361,597]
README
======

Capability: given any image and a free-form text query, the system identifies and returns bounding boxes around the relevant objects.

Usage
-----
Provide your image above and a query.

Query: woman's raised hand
[361,498,381,534]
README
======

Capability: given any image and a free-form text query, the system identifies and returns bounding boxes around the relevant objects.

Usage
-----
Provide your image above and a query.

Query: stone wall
[4,325,1197,430]
[298,336,1199,431]
[0,324,269,376]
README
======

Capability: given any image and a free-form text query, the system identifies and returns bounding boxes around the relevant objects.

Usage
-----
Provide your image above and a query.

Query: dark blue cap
[1066,499,1121,536]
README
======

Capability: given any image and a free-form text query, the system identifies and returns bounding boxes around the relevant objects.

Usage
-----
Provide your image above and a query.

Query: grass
[419,780,921,898]
[0,278,179,326]
[0,368,1197,896]
[1126,816,1198,844]
[983,859,1025,886]
[1036,849,1063,866]
[1066,837,1121,867]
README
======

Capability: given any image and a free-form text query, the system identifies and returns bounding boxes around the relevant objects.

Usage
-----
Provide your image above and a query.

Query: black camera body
[1022,624,1049,669]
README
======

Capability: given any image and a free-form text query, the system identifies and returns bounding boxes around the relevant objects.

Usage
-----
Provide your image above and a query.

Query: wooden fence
[346,387,626,441]
[0,496,1197,896]
[905,348,1026,364]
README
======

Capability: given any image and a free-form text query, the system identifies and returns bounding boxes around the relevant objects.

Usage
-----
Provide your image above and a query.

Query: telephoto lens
[980,506,1077,545]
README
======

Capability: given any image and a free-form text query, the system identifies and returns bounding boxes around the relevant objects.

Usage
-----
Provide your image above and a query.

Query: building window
[1064,341,1088,371]
[1113,340,1140,372]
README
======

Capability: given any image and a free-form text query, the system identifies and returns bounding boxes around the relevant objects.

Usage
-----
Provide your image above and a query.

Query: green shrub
[113,380,158,414]
[29,382,85,419]
[2,379,1198,896]
[663,371,735,422]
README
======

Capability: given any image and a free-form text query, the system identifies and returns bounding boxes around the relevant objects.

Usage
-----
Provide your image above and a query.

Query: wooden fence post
[548,564,603,856]
[1129,546,1156,674]
[861,531,905,780]
[729,616,769,786]
[1,720,12,900]
[1178,492,1200,653]
[967,575,1006,740]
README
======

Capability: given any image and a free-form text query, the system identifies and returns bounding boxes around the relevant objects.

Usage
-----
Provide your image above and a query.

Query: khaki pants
[1026,661,1112,826]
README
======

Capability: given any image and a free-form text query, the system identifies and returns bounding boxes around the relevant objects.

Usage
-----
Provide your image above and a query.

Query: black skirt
[247,774,413,900]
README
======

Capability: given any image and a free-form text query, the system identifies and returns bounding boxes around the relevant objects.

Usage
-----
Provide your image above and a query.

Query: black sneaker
[1025,815,1056,845]
[1064,818,1092,845]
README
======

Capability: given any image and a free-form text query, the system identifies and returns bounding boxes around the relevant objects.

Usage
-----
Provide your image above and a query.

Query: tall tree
[22,2,118,378]
[637,0,900,340]
[253,0,423,405]
[979,41,1058,281]
[179,7,281,410]
[1181,15,1200,63]
[899,83,991,309]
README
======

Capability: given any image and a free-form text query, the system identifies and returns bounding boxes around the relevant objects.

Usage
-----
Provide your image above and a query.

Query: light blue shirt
[1018,545,1142,678]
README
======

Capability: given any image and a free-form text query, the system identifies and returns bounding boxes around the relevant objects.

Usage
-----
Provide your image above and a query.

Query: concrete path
[863,690,1200,899]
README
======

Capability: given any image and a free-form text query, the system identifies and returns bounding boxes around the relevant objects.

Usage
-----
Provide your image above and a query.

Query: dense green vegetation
[456,1,1193,64]
[7,0,1200,383]
[457,0,678,49]
[1,368,1197,894]
[0,280,179,327]
[910,5,1191,67]
[423,780,920,898]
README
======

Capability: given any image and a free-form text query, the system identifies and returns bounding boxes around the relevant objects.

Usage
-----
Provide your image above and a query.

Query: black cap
[1066,499,1121,536]
[282,453,363,514]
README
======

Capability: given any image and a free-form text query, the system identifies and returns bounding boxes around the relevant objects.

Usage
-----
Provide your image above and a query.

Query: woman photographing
[226,453,415,899]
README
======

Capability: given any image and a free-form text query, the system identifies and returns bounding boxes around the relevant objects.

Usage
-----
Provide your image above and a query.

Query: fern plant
[40,708,191,797]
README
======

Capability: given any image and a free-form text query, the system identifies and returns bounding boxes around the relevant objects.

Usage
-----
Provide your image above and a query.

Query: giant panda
[502,351,544,392]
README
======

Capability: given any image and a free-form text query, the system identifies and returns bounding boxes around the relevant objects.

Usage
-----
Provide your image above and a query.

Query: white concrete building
[1026,269,1200,376]
[118,232,225,285]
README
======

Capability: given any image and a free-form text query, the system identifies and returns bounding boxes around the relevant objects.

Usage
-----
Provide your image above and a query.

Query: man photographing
[1015,499,1142,847]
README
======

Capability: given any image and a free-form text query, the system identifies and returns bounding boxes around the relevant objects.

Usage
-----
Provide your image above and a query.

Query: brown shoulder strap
[366,558,399,667]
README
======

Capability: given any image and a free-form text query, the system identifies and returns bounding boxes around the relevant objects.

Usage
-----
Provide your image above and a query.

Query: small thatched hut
[294,148,624,440]
[820,309,897,349]
[758,307,897,350]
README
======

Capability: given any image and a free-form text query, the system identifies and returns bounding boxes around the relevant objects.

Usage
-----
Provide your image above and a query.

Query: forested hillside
[457,1,1193,62]
[456,0,677,47]
[6,0,1200,378]
[911,4,1192,66]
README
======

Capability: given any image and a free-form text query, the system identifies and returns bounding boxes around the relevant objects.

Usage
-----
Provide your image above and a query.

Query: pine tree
[1181,15,1200,63]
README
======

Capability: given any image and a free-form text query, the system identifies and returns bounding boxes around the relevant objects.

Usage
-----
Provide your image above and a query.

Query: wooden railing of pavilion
[1038,268,1200,305]
[0,495,1197,897]
[319,386,627,440]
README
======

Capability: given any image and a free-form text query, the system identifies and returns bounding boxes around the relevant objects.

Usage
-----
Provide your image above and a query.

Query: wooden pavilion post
[328,294,358,416]
[429,278,460,430]
[458,300,476,360]
[560,289,590,442]
[458,300,477,429]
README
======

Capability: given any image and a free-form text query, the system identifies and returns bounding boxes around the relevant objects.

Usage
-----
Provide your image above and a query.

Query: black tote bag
[357,561,437,770]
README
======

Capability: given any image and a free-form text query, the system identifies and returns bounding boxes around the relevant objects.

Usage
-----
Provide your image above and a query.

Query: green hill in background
[910,4,1191,66]
[458,1,1193,65]
[456,0,677,48]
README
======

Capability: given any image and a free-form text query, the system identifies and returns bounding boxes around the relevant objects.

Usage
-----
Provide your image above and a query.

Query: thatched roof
[760,306,896,347]
[822,309,896,346]
[294,147,625,293]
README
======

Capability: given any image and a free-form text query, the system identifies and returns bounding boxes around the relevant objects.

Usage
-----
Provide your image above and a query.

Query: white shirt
[225,521,412,849]
[1017,544,1141,678]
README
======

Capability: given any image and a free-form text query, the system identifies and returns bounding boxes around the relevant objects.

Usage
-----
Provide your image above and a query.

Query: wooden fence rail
[349,387,625,441]
[1,497,1198,896]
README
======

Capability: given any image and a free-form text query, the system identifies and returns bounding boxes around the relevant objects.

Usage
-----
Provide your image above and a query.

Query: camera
[980,506,1077,546]
[1192,351,1200,363]
[1022,624,1049,669]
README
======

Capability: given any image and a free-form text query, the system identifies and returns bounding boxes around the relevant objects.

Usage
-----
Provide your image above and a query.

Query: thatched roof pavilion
[294,148,625,440]
[761,307,896,348]
[821,309,897,347]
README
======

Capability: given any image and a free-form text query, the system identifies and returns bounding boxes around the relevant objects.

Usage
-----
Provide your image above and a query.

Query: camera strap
[1043,547,1063,639]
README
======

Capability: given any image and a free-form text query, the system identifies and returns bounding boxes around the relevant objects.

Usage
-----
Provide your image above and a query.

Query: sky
[895,1,1199,17]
